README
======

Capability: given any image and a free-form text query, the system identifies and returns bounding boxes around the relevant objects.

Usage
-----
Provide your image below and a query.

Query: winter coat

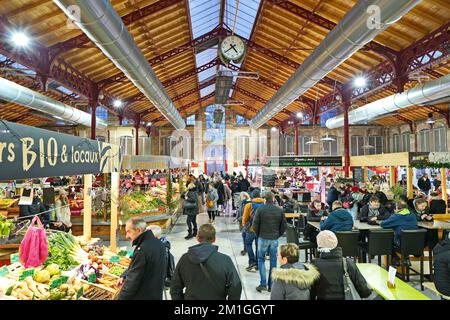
[19,197,47,220]
[183,190,199,216]
[433,239,450,297]
[270,263,320,300]
[237,199,250,230]
[327,186,341,208]
[170,243,242,300]
[224,183,232,201]
[418,177,432,192]
[410,199,432,221]
[430,199,447,215]
[359,204,390,222]
[380,208,418,245]
[206,187,219,211]
[230,182,241,194]
[242,198,265,233]
[252,201,287,240]
[216,182,226,205]
[320,208,353,233]
[311,247,372,300]
[118,231,167,300]
[238,179,251,192]
[433,179,442,190]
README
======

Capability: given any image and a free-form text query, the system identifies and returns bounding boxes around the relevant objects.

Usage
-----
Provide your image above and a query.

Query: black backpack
[164,242,175,287]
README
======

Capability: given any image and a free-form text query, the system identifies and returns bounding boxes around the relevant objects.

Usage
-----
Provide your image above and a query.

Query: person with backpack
[242,188,265,272]
[206,182,219,224]
[311,231,372,300]
[170,224,242,300]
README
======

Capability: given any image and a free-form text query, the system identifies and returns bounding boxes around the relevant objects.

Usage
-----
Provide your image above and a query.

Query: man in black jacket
[170,224,242,300]
[238,175,251,192]
[433,233,450,298]
[118,218,167,300]
[359,196,390,223]
[253,191,287,292]
[418,173,432,195]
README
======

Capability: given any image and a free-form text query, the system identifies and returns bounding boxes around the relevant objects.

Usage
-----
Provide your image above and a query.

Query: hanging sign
[429,152,450,163]
[0,120,121,181]
[250,156,342,168]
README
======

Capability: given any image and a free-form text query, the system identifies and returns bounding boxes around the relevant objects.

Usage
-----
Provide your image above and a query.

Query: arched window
[401,132,410,152]
[298,136,311,155]
[419,129,430,152]
[392,134,400,152]
[367,136,383,154]
[434,125,447,152]
[351,136,364,156]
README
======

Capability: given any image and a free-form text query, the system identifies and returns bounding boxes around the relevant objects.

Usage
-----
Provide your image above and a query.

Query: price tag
[76,286,84,300]
[0,265,9,277]
[10,253,19,264]
[109,256,120,263]
[19,268,35,281]
[49,278,62,290]
[87,273,97,283]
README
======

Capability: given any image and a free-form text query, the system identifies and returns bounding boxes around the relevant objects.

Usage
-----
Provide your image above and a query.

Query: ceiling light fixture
[427,112,435,124]
[113,100,122,107]
[11,31,30,47]
[146,122,152,127]
[354,76,367,88]
[271,127,278,132]
[305,138,319,144]
[320,134,336,142]
[296,112,303,118]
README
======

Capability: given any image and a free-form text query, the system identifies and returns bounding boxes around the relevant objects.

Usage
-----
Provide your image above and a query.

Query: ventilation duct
[0,77,107,128]
[249,0,420,129]
[53,0,185,130]
[326,74,450,129]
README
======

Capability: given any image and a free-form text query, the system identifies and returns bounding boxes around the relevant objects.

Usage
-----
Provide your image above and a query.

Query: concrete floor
[115,211,441,300]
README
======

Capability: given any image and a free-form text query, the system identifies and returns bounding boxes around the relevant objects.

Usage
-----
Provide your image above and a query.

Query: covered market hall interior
[0,0,449,302]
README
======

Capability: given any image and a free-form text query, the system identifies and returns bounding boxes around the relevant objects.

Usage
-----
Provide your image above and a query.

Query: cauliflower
[34,270,51,284]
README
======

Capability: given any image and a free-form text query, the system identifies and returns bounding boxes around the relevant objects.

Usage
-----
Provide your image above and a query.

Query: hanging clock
[219,35,246,64]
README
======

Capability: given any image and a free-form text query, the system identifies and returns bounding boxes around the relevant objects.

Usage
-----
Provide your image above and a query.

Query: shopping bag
[19,216,48,268]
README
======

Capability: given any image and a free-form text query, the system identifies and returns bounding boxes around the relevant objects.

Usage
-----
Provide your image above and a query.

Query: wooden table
[417,220,450,230]
[285,212,307,219]
[307,221,321,230]
[353,220,383,230]
[357,263,430,300]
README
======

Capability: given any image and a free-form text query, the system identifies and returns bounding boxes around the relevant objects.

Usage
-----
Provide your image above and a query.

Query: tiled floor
[116,211,441,300]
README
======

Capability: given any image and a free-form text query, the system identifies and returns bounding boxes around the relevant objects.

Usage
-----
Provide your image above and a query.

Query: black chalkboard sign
[353,167,364,185]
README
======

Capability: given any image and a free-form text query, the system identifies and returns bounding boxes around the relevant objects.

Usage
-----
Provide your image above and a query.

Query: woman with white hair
[55,188,71,227]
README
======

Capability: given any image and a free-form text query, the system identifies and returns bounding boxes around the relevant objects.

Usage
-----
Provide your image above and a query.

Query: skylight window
[224,0,260,39]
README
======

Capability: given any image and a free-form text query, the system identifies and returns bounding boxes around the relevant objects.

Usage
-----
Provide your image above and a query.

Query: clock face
[220,35,246,61]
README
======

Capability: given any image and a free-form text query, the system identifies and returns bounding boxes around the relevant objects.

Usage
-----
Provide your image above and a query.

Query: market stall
[0,120,127,300]
[250,156,343,205]
[349,152,443,200]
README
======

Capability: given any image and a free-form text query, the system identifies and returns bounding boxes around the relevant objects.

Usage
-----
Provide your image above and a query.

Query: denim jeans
[241,230,246,250]
[257,238,278,288]
[245,231,257,265]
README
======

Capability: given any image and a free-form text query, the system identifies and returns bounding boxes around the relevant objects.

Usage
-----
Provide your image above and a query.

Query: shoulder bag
[342,258,362,300]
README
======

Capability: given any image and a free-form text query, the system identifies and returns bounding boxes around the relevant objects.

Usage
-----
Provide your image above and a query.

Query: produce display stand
[119,155,188,233]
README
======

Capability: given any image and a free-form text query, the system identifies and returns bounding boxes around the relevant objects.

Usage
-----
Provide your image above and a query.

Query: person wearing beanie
[252,191,287,293]
[270,243,320,300]
[320,201,353,233]
[433,232,450,297]
[311,231,372,300]
[183,183,200,240]
[242,188,265,272]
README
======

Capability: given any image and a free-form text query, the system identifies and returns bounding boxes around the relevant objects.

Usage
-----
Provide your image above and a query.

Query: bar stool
[399,229,427,290]
[359,230,394,269]
[336,231,360,262]
[286,224,316,262]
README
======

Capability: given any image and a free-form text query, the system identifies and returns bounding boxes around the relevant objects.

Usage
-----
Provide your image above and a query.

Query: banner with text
[0,120,121,180]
